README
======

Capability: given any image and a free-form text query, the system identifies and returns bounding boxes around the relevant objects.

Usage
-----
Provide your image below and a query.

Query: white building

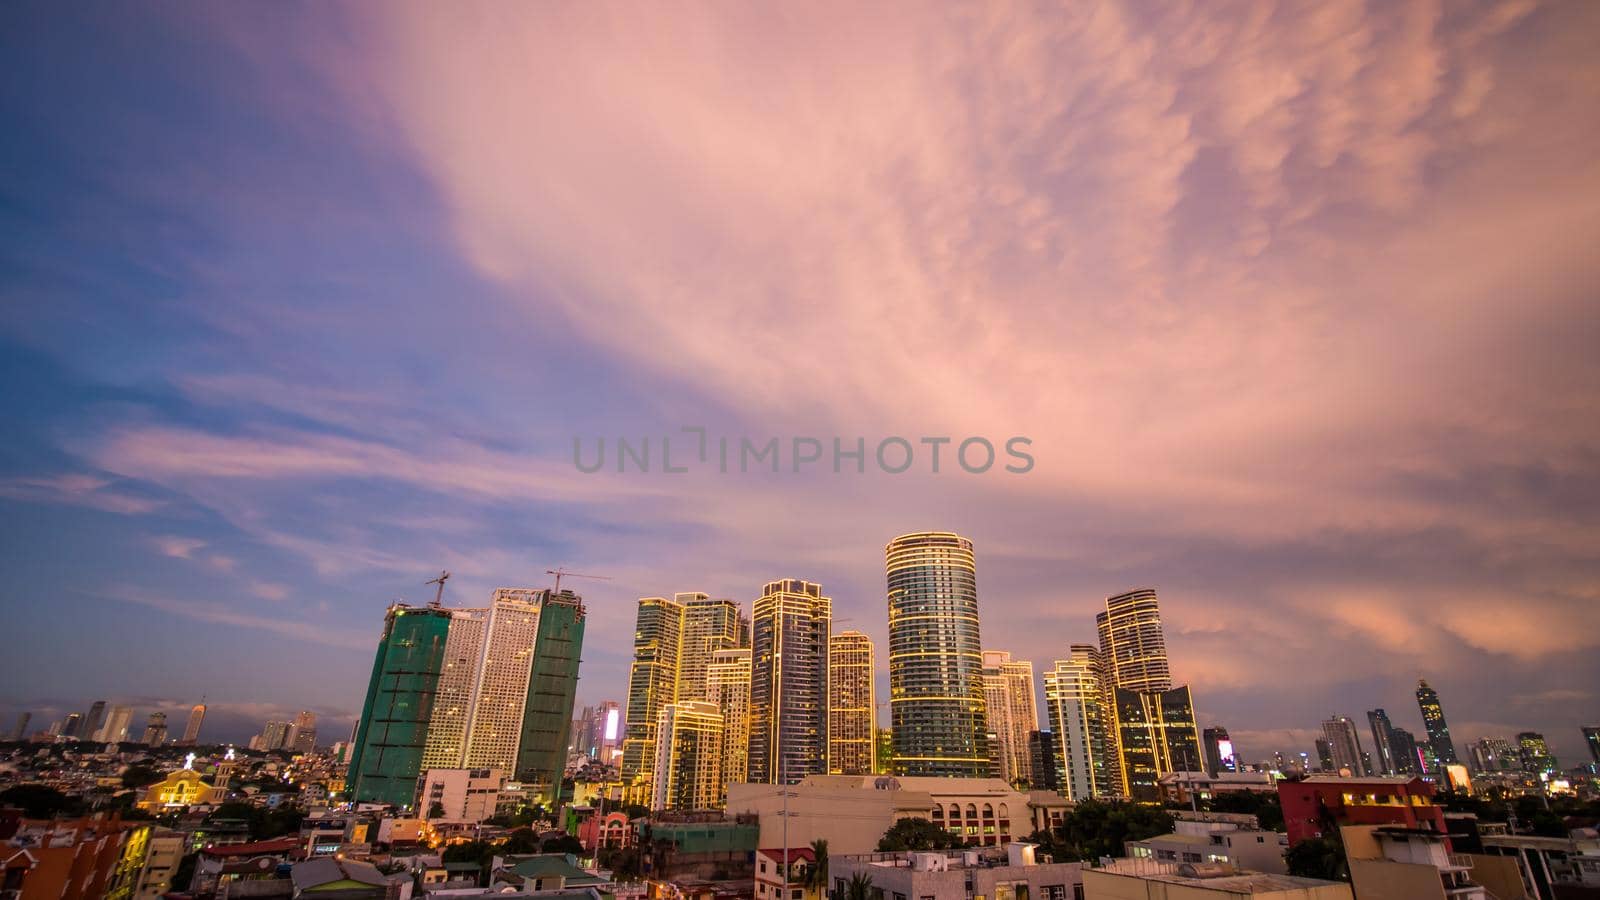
[831,845,1083,900]
[982,651,1039,787]
[419,768,505,823]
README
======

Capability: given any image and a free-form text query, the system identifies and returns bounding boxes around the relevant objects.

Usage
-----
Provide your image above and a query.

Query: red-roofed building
[1278,775,1447,846]
[755,847,819,900]
[0,815,141,900]
[190,837,302,895]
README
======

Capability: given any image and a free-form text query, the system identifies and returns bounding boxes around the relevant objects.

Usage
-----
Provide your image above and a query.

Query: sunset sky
[2,1,1597,763]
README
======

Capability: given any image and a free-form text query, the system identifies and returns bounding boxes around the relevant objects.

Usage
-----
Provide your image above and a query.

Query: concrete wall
[1347,859,1446,900]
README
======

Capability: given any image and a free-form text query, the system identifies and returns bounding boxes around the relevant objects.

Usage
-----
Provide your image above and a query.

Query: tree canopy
[876,818,963,851]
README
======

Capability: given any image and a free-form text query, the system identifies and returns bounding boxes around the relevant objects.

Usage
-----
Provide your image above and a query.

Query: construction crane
[546,568,611,593]
[424,570,451,608]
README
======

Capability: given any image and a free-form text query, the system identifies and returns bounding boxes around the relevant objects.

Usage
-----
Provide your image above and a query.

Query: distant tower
[981,650,1039,786]
[749,579,831,784]
[182,703,207,744]
[1044,646,1110,800]
[1516,732,1557,775]
[1202,726,1235,776]
[8,712,30,742]
[651,700,724,811]
[1367,709,1398,775]
[885,532,988,777]
[1097,589,1201,799]
[706,648,753,794]
[84,702,108,742]
[1320,715,1367,775]
[677,595,744,702]
[515,589,587,804]
[142,712,168,746]
[1415,679,1458,764]
[829,631,876,776]
[622,596,687,790]
[289,710,317,753]
[1584,726,1600,768]
[101,706,133,744]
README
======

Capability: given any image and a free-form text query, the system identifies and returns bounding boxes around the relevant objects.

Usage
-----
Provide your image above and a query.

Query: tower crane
[546,568,612,593]
[424,570,450,608]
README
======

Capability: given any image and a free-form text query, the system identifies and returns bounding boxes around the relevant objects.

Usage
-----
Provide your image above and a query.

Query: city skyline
[3,2,1599,771]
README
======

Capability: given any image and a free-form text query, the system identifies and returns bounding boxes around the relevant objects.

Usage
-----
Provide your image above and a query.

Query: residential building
[347,603,452,807]
[1467,738,1520,774]
[1415,679,1458,765]
[100,706,133,743]
[707,648,753,793]
[1083,858,1352,899]
[1344,825,1507,900]
[830,845,1085,900]
[1126,821,1288,874]
[83,701,108,742]
[1043,647,1110,800]
[132,830,185,899]
[1157,771,1277,805]
[516,589,586,802]
[622,595,687,791]
[1390,727,1421,775]
[7,712,28,741]
[1112,685,1201,801]
[1096,588,1171,694]
[461,589,543,774]
[1027,731,1059,792]
[1585,725,1600,768]
[422,605,489,769]
[262,719,291,751]
[0,816,145,900]
[982,650,1039,787]
[756,846,820,900]
[1516,732,1557,775]
[679,594,745,702]
[885,532,989,778]
[830,631,877,776]
[1277,775,1446,845]
[141,712,167,746]
[180,703,206,745]
[418,767,504,823]
[1321,715,1367,776]
[749,578,831,784]
[1366,709,1398,775]
[288,709,317,753]
[651,700,725,811]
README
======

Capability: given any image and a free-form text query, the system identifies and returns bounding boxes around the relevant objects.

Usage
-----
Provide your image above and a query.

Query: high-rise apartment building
[576,700,623,762]
[706,648,752,792]
[1044,646,1110,800]
[515,589,586,801]
[8,712,29,741]
[1095,589,1200,799]
[461,589,543,773]
[100,706,132,743]
[1314,739,1335,772]
[182,703,206,744]
[678,595,745,702]
[262,720,291,751]
[422,606,488,770]
[1415,679,1458,765]
[1516,732,1556,775]
[1467,738,1520,774]
[885,531,988,777]
[1320,715,1367,775]
[62,714,83,738]
[289,710,317,753]
[651,700,724,811]
[347,603,452,807]
[84,702,107,743]
[749,578,831,783]
[981,650,1039,786]
[142,712,168,746]
[1202,726,1235,776]
[829,631,876,776]
[1390,727,1420,774]
[1584,726,1600,768]
[1367,709,1398,775]
[1027,731,1059,792]
[622,595,687,788]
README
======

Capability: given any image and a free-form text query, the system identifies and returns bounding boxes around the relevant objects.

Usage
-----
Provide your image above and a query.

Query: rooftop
[1094,859,1347,894]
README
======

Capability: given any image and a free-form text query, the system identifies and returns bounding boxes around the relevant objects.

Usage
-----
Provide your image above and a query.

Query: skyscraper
[1314,739,1335,772]
[83,702,107,743]
[1366,709,1398,775]
[61,713,83,738]
[1467,738,1519,774]
[706,648,752,792]
[1202,726,1235,776]
[749,578,830,784]
[1516,732,1556,775]
[142,712,168,746]
[651,700,724,811]
[1096,589,1200,799]
[1415,679,1458,765]
[8,712,30,742]
[622,595,687,789]
[981,650,1039,786]
[100,706,132,743]
[182,703,206,744]
[421,605,488,770]
[462,589,543,773]
[885,531,987,778]
[1390,727,1421,775]
[515,589,586,802]
[289,710,317,753]
[1027,731,1059,792]
[678,595,744,702]
[1320,715,1367,775]
[1584,726,1600,768]
[262,720,291,751]
[347,603,452,807]
[829,631,876,776]
[1043,646,1110,800]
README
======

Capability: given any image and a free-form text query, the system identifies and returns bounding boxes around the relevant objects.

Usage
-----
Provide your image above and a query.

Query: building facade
[885,531,988,778]
[181,704,206,745]
[829,631,876,776]
[749,579,831,783]
[1321,715,1367,776]
[707,648,753,793]
[1043,646,1110,800]
[515,589,586,802]
[652,700,725,811]
[1202,726,1235,776]
[622,595,687,790]
[981,650,1038,787]
[679,594,746,702]
[347,603,452,807]
[1415,679,1458,765]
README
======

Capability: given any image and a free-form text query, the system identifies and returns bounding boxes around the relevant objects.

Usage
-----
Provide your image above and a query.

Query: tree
[1285,836,1348,881]
[804,839,829,891]
[844,872,874,900]
[876,818,962,852]
[121,764,163,789]
[0,784,80,819]
[442,839,494,866]
[1051,801,1174,861]
[1208,791,1285,832]
[1528,811,1568,838]
[500,828,543,855]
[428,801,446,819]
[542,834,586,856]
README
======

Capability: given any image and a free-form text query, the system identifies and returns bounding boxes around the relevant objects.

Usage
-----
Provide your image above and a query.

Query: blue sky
[2,1,1597,764]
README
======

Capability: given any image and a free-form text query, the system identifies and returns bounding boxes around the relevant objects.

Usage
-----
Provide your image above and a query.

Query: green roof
[506,854,607,885]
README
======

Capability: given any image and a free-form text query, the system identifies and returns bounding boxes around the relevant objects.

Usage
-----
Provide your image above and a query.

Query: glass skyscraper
[749,578,831,783]
[1415,679,1458,764]
[622,596,687,789]
[829,630,877,776]
[885,531,988,778]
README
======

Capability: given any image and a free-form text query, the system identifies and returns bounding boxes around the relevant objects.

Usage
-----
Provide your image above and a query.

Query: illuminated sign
[1217,740,1235,767]
[604,708,620,741]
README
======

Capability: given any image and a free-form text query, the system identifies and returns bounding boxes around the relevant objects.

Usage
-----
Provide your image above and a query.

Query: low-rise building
[1343,826,1507,900]
[418,768,504,824]
[1126,822,1288,875]
[1,815,144,900]
[755,847,819,900]
[831,845,1082,900]
[133,829,187,899]
[1277,775,1445,845]
[1081,858,1351,899]
[1479,833,1600,900]
[1157,771,1276,805]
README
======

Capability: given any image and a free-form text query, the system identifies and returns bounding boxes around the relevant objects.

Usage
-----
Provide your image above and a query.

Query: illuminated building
[622,595,687,788]
[261,719,290,750]
[1315,739,1335,772]
[137,768,224,811]
[1112,685,1201,800]
[1043,646,1110,800]
[651,700,724,811]
[1390,727,1421,775]
[181,703,206,744]
[7,712,29,741]
[749,578,831,783]
[579,700,623,761]
[288,710,317,753]
[1278,774,1445,846]
[347,603,452,807]
[142,712,168,746]
[421,605,487,769]
[461,589,544,773]
[515,589,586,801]
[1584,726,1599,768]
[829,631,876,776]
[1467,737,1520,774]
[1095,589,1200,798]
[707,647,752,792]
[885,531,988,778]
[1516,732,1557,775]
[1367,709,1399,775]
[678,594,746,702]
[981,650,1038,786]
[1415,679,1458,765]
[1202,726,1236,776]
[875,728,894,775]
[1321,715,1368,776]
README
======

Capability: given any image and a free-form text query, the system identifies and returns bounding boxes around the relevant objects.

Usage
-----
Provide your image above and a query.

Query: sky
[1,1,1597,766]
